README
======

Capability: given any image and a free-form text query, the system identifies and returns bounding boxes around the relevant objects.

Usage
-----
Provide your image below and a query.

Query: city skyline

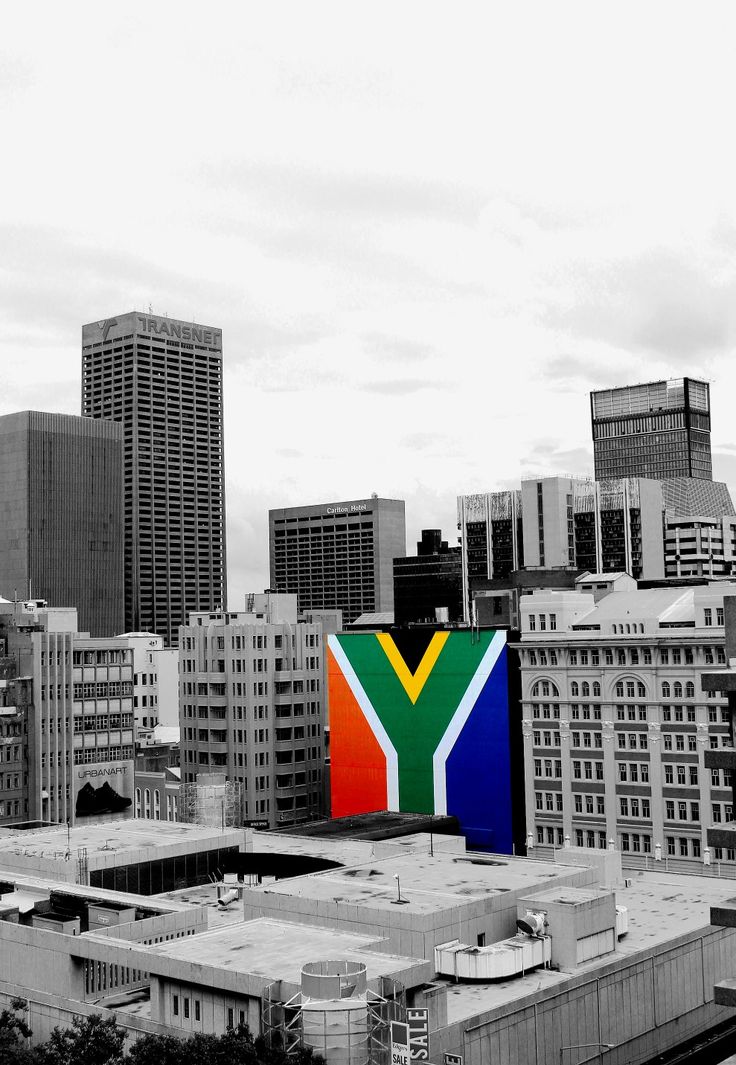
[5,6,736,608]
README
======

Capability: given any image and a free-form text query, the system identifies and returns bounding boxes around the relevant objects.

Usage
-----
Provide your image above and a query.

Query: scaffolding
[179,777,243,828]
[261,974,405,1065]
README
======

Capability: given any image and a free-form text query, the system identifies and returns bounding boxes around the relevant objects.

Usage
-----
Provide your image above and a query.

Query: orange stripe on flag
[328,646,387,817]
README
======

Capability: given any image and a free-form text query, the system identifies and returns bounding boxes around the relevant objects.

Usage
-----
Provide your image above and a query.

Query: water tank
[299,961,371,1065]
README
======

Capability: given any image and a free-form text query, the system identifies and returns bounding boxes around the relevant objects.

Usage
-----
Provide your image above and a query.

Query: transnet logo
[98,318,118,341]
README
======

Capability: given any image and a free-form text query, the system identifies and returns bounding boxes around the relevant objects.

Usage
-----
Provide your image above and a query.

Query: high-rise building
[0,411,124,637]
[458,477,666,622]
[179,595,325,829]
[82,312,227,646]
[591,377,712,481]
[269,497,406,625]
[393,529,463,625]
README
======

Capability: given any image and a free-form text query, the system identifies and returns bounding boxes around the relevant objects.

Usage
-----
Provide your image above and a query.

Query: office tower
[179,596,325,829]
[393,529,463,625]
[82,312,227,647]
[269,497,406,625]
[591,377,712,481]
[1,599,134,826]
[519,579,734,872]
[0,411,124,637]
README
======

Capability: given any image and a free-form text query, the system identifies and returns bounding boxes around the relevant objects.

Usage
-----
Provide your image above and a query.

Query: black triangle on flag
[388,630,437,674]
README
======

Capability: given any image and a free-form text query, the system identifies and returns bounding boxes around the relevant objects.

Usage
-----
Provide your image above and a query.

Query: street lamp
[560,1042,615,1064]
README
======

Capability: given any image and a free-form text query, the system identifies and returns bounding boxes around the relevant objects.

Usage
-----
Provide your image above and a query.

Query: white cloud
[3,1,736,604]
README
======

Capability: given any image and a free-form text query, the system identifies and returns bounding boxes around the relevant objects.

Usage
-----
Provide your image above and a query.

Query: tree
[0,997,38,1065]
[37,1014,126,1065]
[126,1024,322,1065]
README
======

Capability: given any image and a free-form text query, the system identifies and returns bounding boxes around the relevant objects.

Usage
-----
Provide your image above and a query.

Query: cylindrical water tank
[299,961,371,1065]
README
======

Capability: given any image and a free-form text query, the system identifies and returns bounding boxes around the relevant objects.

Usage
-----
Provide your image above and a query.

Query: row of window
[527,645,725,668]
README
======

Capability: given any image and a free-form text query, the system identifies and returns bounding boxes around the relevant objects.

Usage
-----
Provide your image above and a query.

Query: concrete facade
[269,497,406,624]
[0,411,124,637]
[117,632,179,731]
[1,828,736,1065]
[179,600,325,828]
[82,312,227,646]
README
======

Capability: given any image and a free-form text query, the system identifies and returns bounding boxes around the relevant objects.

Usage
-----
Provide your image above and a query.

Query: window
[717,607,724,626]
[704,608,713,627]
[529,614,536,631]
[549,613,557,631]
[184,998,190,1019]
[662,682,671,698]
[173,995,179,1017]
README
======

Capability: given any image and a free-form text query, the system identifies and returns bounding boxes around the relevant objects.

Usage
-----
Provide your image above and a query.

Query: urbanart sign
[136,315,221,347]
[73,760,134,823]
[407,1008,430,1061]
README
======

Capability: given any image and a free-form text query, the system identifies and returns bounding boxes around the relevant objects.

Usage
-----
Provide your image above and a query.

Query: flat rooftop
[142,916,427,986]
[442,868,736,1023]
[245,828,465,870]
[0,819,243,872]
[248,849,590,917]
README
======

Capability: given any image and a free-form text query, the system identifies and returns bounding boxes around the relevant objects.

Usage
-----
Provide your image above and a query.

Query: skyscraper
[269,497,406,624]
[591,377,712,481]
[0,411,124,636]
[82,312,226,646]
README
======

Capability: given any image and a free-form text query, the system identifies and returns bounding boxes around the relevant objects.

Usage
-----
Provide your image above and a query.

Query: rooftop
[0,819,243,873]
[248,848,589,917]
[142,916,427,987]
[441,867,736,1022]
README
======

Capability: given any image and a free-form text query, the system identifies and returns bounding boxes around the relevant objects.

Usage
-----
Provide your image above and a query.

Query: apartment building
[178,595,325,828]
[1,600,134,826]
[518,577,736,872]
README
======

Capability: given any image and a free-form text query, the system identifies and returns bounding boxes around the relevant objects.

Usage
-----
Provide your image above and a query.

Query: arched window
[615,681,624,698]
[154,789,161,821]
[662,682,670,698]
[144,788,151,818]
[135,787,141,818]
[592,682,601,698]
[532,679,559,698]
[685,681,695,698]
[637,683,646,698]
[571,681,579,697]
[582,681,590,697]
[673,682,683,699]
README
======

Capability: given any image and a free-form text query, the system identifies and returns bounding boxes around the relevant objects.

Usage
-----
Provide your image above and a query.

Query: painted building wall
[327,630,513,851]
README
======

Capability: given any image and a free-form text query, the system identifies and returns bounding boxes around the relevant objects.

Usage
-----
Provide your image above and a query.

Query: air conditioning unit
[516,911,546,936]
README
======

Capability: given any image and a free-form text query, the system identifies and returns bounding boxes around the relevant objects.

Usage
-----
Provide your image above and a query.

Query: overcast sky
[3,3,736,607]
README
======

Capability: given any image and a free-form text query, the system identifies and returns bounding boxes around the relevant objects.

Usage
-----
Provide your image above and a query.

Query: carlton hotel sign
[325,502,370,516]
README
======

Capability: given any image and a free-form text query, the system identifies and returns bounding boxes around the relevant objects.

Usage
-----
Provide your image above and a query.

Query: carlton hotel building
[518,574,736,873]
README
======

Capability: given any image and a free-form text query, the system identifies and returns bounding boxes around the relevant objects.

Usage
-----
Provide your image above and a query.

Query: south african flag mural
[327,629,513,852]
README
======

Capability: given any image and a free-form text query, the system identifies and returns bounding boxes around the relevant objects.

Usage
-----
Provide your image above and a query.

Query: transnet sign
[73,760,134,823]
